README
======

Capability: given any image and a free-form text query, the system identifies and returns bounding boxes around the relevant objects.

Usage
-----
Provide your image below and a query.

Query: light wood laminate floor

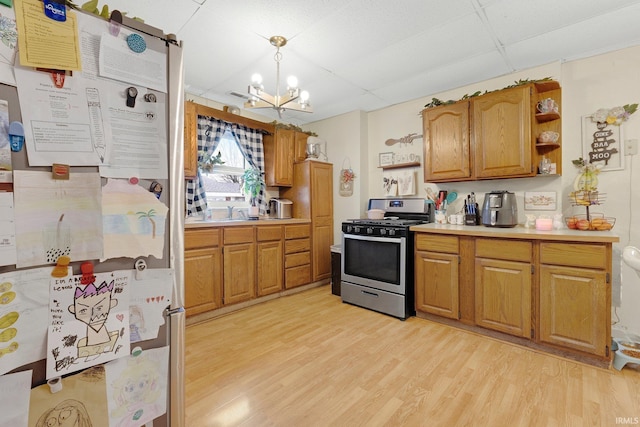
[185,285,640,426]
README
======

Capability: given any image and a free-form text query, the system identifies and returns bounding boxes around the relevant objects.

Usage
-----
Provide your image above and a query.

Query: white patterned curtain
[185,117,226,216]
[229,123,266,214]
[185,117,266,216]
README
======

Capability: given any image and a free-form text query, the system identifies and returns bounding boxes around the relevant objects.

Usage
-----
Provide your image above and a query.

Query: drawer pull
[361,290,379,297]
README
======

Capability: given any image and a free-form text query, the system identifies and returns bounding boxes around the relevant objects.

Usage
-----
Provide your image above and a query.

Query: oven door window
[343,235,402,285]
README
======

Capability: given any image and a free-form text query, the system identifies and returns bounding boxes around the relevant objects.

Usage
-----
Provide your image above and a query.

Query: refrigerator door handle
[166,306,185,316]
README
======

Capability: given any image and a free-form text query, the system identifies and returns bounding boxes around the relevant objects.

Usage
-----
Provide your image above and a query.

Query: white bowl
[367,209,385,219]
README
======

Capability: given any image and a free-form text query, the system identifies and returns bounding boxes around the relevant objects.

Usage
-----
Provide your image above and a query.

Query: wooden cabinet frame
[183,101,275,179]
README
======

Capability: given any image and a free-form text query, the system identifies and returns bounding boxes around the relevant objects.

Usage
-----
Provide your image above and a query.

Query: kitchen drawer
[540,242,607,269]
[223,226,254,245]
[415,234,458,254]
[285,238,311,254]
[257,225,283,242]
[285,224,310,239]
[285,251,310,268]
[185,228,220,249]
[476,238,531,262]
[285,265,311,289]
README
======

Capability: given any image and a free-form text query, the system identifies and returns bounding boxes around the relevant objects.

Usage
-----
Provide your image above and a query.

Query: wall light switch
[625,139,638,156]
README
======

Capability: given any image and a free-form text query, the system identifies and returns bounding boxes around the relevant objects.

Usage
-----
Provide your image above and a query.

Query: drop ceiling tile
[291,0,477,71]
[504,4,640,69]
[334,12,496,91]
[197,0,347,39]
[483,0,640,45]
[371,50,512,104]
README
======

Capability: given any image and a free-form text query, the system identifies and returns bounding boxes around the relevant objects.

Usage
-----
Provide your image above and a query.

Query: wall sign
[582,116,624,171]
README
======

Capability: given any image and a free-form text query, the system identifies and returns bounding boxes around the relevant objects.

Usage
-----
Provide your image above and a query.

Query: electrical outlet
[626,139,638,156]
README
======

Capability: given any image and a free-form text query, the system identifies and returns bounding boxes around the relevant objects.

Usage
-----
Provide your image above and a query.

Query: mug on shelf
[538,131,559,144]
[536,98,558,114]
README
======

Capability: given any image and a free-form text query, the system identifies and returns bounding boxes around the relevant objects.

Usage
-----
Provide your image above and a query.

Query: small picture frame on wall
[524,191,557,211]
[379,152,394,167]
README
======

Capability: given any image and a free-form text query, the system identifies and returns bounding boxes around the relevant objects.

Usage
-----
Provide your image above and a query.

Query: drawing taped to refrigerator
[0,1,185,426]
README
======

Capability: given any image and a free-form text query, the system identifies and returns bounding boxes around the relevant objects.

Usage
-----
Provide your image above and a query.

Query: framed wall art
[524,191,557,211]
[582,116,624,171]
[379,152,394,167]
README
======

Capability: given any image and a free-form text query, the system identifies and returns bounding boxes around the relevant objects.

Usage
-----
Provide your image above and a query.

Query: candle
[535,217,553,231]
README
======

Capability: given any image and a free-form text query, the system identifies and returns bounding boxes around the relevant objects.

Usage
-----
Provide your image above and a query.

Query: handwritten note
[14,0,81,70]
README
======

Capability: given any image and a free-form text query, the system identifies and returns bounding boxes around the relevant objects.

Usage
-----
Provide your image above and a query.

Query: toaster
[481,191,518,227]
[268,198,292,219]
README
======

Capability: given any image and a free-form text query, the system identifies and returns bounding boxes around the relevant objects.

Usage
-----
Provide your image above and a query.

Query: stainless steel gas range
[341,198,433,319]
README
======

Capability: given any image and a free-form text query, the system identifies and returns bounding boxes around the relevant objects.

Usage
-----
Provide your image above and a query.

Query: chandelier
[245,36,312,115]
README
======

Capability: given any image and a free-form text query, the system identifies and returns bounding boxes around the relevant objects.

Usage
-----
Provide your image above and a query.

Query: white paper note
[0,192,16,266]
[0,370,32,427]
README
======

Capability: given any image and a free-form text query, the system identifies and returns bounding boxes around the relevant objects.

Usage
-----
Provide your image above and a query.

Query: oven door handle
[342,233,403,244]
[361,290,379,297]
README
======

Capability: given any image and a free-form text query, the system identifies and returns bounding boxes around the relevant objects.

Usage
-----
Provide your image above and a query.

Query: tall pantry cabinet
[281,161,334,282]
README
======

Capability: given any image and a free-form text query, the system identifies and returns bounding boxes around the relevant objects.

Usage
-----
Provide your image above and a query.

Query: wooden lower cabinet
[538,241,610,357]
[414,232,615,361]
[184,228,222,316]
[223,227,255,305]
[415,251,459,319]
[185,222,315,317]
[257,225,284,296]
[284,224,311,289]
[414,234,460,319]
[475,258,531,337]
[539,265,608,356]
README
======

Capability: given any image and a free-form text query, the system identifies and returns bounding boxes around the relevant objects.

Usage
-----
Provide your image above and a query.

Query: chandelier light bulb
[251,73,263,85]
[286,75,298,89]
[299,90,310,102]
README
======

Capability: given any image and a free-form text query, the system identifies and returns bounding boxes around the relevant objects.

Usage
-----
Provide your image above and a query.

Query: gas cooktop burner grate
[348,218,425,226]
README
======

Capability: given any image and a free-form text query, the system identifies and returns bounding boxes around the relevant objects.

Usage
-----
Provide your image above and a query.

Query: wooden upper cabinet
[264,128,295,187]
[184,101,198,179]
[422,81,561,183]
[473,85,533,179]
[422,101,471,182]
[294,131,309,162]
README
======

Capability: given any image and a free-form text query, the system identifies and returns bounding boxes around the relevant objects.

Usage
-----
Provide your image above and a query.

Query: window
[199,130,247,203]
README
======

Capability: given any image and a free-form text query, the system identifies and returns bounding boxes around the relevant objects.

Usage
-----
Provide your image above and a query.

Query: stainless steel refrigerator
[0,8,185,427]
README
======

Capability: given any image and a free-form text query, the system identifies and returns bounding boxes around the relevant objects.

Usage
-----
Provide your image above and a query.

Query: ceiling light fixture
[245,36,312,116]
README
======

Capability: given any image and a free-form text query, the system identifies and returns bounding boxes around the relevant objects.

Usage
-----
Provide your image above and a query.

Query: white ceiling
[104,0,640,125]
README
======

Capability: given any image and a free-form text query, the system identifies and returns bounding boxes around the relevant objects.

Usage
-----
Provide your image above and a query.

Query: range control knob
[346,225,353,233]
[354,226,361,233]
[388,229,396,236]
[366,227,374,235]
[379,228,387,235]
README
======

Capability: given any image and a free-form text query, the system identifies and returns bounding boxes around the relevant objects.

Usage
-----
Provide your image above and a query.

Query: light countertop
[185,217,310,229]
[410,223,620,243]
